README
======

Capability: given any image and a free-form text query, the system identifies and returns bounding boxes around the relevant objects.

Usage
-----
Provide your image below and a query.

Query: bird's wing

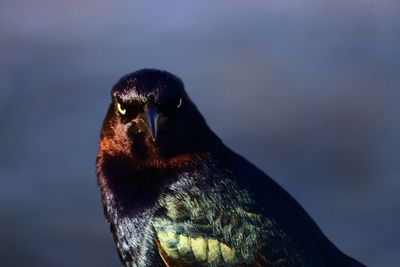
[223,150,367,267]
[153,215,302,267]
[155,229,239,266]
[152,174,305,267]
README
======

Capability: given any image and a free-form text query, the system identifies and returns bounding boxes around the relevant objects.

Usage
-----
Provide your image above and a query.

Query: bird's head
[99,69,215,169]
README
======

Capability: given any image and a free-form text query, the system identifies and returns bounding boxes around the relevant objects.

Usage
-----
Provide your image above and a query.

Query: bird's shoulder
[151,147,363,266]
[215,148,364,267]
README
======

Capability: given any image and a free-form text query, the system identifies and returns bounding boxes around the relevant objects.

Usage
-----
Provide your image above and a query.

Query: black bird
[96,69,365,267]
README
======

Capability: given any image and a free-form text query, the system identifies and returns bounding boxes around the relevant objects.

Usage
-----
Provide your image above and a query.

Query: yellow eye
[177,98,182,108]
[117,102,126,115]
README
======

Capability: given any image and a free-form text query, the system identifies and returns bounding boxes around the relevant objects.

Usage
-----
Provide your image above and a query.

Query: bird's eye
[117,102,126,115]
[177,98,182,109]
[158,97,183,115]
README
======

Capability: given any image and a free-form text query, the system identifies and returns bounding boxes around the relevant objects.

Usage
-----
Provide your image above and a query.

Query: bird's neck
[96,125,225,217]
[97,150,218,212]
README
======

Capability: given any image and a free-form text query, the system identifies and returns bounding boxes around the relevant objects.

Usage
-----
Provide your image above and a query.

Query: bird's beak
[137,103,159,142]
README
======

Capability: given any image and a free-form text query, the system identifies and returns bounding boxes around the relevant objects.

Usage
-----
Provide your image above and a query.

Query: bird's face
[115,94,182,143]
[99,69,210,168]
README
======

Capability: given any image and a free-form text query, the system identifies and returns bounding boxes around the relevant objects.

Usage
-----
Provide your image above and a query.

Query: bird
[96,68,365,267]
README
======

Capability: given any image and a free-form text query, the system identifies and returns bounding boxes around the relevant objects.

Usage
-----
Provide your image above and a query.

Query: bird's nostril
[134,110,159,142]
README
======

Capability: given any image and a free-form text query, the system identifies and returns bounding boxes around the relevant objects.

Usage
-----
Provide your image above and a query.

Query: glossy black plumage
[96,69,365,267]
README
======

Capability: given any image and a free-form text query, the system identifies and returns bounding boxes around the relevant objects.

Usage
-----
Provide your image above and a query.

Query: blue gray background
[1,1,399,266]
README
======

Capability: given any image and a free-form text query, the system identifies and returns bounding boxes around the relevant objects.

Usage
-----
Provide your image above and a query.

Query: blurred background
[1,0,399,266]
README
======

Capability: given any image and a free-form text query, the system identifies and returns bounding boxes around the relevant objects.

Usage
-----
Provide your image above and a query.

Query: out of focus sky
[1,1,399,266]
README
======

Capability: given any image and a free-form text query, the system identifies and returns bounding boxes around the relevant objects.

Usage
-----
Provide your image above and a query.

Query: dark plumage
[96,69,364,267]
